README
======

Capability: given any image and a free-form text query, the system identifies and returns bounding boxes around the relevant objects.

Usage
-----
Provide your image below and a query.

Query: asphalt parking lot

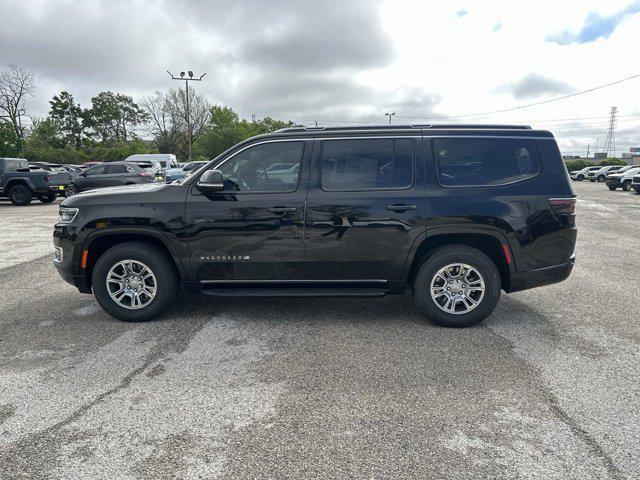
[0,182,639,479]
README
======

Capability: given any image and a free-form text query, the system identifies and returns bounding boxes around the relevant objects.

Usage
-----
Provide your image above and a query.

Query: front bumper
[53,226,91,293]
[507,255,575,293]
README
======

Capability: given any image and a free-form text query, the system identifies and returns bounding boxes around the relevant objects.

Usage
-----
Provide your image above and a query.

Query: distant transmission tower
[602,106,617,157]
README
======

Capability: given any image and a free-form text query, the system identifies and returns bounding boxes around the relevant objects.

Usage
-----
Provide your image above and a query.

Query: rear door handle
[268,206,297,214]
[386,204,417,212]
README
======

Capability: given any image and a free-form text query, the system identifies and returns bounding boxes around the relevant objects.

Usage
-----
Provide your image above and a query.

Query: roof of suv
[267,124,554,139]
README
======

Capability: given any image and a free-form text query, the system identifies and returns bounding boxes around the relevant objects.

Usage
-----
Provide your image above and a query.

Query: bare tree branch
[0,65,35,141]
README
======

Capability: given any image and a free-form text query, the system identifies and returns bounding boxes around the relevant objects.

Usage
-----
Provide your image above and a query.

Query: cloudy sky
[1,0,639,154]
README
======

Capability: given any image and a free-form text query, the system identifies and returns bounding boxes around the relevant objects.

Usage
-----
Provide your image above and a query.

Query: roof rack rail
[274,124,531,133]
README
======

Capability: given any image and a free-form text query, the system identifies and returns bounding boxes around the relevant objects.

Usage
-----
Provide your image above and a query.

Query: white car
[605,165,640,191]
[124,154,178,170]
[569,166,601,181]
[587,165,624,182]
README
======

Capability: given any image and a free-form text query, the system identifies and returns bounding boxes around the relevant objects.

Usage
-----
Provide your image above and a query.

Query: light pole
[167,70,206,160]
[385,112,396,125]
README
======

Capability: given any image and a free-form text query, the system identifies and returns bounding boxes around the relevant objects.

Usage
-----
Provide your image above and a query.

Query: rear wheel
[597,175,606,182]
[577,174,584,181]
[92,242,178,322]
[622,180,632,191]
[8,185,33,206]
[413,245,501,328]
[36,192,57,203]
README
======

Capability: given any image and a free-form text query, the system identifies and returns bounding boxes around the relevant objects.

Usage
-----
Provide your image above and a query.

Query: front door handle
[386,204,417,212]
[268,206,297,214]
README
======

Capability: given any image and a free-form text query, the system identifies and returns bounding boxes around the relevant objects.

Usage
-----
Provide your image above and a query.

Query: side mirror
[197,169,224,192]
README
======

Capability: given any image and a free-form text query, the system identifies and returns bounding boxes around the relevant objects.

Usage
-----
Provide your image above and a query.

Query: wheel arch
[6,178,35,191]
[404,229,512,291]
[81,229,186,291]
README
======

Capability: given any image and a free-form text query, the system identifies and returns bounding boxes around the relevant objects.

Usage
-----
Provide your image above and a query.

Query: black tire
[36,192,57,203]
[7,184,33,206]
[413,245,501,328]
[622,180,632,192]
[597,175,605,182]
[608,185,617,191]
[577,175,584,181]
[589,178,595,182]
[92,242,178,322]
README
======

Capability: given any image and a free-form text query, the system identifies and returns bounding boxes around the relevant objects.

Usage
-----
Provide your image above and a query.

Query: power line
[394,73,640,121]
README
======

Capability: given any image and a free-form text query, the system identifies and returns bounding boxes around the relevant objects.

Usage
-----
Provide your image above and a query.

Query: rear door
[185,139,311,281]
[77,165,106,190]
[304,135,427,280]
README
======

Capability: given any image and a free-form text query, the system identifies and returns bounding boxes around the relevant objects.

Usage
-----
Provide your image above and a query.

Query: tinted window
[85,165,106,176]
[321,138,414,190]
[434,138,539,186]
[4,159,28,172]
[106,164,128,174]
[218,141,304,192]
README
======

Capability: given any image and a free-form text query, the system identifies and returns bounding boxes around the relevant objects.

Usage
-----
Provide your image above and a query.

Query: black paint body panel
[53,127,577,295]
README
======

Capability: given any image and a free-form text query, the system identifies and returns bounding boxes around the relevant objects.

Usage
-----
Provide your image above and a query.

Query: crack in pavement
[486,326,626,480]
[0,317,209,480]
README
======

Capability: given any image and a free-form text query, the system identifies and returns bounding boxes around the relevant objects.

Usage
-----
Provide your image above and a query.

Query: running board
[201,286,389,298]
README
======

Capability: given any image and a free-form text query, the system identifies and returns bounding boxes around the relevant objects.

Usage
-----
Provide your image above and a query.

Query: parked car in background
[54,124,577,328]
[587,165,623,182]
[69,162,156,193]
[164,161,208,183]
[569,166,601,181]
[0,157,70,205]
[631,172,640,194]
[125,154,178,170]
[605,165,640,191]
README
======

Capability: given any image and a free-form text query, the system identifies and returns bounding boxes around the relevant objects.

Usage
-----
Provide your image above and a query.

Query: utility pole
[385,112,396,125]
[595,138,599,155]
[586,144,590,159]
[167,70,206,160]
[602,106,617,158]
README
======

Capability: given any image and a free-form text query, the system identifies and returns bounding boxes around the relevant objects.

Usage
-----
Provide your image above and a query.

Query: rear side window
[321,138,414,191]
[4,159,28,172]
[434,138,540,187]
[106,164,128,174]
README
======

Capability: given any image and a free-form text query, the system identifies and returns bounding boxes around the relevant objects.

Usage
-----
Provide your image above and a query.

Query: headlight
[59,207,79,223]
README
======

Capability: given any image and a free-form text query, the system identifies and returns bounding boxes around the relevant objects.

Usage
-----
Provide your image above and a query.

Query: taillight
[138,172,153,177]
[549,198,576,215]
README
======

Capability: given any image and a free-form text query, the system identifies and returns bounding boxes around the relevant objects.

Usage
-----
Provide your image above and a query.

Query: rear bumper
[507,255,575,293]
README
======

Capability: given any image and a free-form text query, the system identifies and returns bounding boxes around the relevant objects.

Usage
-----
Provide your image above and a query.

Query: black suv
[53,125,577,327]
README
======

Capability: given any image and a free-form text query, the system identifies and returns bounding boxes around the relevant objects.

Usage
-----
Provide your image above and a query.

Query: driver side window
[218,141,304,192]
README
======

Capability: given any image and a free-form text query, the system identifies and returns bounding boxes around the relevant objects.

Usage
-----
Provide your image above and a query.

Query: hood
[61,183,174,207]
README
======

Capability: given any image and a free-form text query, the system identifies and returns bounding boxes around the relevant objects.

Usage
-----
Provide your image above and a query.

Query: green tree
[86,91,148,143]
[193,105,294,159]
[0,122,21,157]
[49,91,85,149]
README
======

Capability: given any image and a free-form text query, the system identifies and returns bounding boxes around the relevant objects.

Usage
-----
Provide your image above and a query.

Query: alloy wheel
[430,263,485,314]
[106,260,157,309]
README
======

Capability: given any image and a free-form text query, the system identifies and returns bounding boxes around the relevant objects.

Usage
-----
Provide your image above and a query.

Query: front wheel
[36,192,57,203]
[413,245,501,328]
[622,180,632,191]
[92,242,178,322]
[608,185,617,191]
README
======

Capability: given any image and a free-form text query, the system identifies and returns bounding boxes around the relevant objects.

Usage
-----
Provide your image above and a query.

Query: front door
[304,136,426,280]
[186,139,311,281]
